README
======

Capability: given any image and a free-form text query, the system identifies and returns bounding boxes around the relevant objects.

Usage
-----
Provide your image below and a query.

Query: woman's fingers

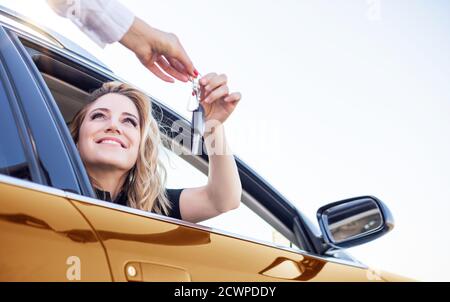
[167,57,188,75]
[200,73,230,101]
[224,92,242,103]
[203,85,229,104]
[199,73,217,86]
[204,74,228,94]
[156,56,189,82]
[145,62,175,83]
[164,32,196,77]
[199,73,217,100]
[200,73,240,105]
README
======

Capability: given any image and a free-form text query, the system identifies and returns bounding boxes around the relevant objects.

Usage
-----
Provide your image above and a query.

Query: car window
[161,147,295,249]
[0,77,31,181]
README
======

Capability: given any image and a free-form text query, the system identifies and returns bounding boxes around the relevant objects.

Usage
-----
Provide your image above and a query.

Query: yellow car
[0,5,410,282]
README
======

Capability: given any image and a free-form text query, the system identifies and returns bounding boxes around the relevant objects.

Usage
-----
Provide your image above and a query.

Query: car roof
[0,4,112,72]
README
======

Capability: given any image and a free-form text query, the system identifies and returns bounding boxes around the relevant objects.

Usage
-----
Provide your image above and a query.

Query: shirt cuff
[101,0,135,44]
[64,0,135,48]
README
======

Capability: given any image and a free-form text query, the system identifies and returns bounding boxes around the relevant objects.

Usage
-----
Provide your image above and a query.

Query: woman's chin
[91,157,133,171]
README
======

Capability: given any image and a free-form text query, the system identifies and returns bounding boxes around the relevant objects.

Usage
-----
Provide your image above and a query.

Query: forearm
[204,124,242,212]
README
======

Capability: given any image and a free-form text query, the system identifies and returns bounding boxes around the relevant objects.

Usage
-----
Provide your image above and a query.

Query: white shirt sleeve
[46,0,135,48]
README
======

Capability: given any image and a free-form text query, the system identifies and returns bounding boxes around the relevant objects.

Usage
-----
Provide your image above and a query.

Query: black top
[94,187,184,220]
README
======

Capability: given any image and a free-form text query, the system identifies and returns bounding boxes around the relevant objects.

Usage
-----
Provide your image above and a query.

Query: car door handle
[125,261,191,282]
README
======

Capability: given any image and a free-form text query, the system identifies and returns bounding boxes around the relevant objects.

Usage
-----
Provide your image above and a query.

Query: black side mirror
[317,196,394,249]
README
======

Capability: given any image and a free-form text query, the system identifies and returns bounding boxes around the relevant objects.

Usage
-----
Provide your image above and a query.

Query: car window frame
[0,26,55,185]
[5,28,96,196]
[0,48,39,182]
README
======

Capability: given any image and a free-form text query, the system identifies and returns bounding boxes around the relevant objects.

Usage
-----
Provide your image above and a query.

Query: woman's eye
[91,112,105,120]
[124,118,138,127]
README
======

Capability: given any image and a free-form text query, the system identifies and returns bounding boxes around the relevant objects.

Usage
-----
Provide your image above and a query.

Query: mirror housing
[317,196,394,249]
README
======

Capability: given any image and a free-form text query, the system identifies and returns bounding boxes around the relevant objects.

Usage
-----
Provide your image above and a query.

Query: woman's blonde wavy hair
[69,81,171,215]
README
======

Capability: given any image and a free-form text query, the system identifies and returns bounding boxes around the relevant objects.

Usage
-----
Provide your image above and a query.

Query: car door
[0,26,111,281]
[68,195,320,282]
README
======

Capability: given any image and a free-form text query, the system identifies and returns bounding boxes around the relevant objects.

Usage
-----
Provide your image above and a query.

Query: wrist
[203,123,232,156]
[119,17,157,55]
[119,17,139,50]
[204,121,224,139]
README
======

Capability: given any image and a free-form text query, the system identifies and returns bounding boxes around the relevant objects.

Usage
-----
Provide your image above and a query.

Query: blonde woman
[69,74,242,223]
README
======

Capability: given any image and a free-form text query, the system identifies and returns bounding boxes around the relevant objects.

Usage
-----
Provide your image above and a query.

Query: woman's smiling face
[77,93,141,172]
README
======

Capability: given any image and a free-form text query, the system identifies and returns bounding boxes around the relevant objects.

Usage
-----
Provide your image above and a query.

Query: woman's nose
[105,118,122,134]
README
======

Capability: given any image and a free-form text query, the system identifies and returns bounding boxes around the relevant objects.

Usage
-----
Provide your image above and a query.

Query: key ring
[187,76,201,111]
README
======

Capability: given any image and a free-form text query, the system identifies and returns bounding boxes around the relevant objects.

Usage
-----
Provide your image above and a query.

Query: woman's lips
[96,137,126,148]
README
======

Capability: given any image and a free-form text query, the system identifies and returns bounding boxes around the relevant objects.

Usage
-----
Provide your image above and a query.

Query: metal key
[189,76,205,155]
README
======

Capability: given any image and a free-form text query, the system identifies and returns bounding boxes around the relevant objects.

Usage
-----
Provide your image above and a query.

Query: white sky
[1,0,449,281]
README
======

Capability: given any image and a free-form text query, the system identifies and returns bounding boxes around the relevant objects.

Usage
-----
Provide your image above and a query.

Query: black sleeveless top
[94,187,184,220]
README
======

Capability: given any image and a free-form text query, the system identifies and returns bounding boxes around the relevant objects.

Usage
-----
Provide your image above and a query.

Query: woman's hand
[120,17,197,83]
[199,73,241,125]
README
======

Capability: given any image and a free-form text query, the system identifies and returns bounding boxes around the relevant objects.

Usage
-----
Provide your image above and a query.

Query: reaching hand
[120,17,197,83]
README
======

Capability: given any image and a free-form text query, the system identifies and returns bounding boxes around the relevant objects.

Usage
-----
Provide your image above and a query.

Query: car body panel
[0,179,111,281]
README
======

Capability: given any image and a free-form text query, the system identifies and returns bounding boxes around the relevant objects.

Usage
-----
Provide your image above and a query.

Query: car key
[189,76,205,155]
